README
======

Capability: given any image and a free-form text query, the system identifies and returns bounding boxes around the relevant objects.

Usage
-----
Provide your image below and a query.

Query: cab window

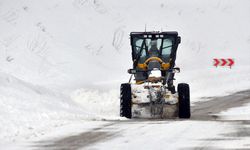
[162,38,173,55]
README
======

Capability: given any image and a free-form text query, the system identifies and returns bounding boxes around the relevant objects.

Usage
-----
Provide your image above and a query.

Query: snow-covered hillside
[0,0,250,146]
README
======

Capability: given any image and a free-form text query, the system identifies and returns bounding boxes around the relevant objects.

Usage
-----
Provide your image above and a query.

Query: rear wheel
[120,83,132,118]
[178,83,190,118]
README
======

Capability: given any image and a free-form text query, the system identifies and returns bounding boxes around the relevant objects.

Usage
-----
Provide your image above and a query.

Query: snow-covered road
[33,90,250,150]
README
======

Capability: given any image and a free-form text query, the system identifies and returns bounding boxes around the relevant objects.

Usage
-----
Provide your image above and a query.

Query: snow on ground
[84,121,250,150]
[0,0,250,148]
[219,101,250,120]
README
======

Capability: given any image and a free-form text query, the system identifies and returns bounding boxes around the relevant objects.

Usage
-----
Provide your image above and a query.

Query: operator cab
[129,31,181,85]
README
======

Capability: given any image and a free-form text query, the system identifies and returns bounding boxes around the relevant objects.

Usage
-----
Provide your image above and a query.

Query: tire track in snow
[191,90,250,120]
[34,123,117,150]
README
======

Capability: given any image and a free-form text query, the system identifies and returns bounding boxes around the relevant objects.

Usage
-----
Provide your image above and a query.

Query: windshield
[132,36,174,60]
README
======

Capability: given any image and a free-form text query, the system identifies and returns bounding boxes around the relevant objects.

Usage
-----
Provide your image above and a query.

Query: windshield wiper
[162,45,172,49]
[133,39,146,68]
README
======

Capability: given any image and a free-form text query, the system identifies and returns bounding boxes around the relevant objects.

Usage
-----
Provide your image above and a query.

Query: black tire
[120,83,132,118]
[178,83,190,118]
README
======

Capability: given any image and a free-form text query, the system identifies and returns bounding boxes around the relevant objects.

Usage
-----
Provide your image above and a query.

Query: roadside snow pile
[71,88,120,119]
[0,71,95,143]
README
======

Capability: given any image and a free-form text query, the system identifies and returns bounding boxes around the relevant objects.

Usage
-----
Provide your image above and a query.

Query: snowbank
[0,71,97,143]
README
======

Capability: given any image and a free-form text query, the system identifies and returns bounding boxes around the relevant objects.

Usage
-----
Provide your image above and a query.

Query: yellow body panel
[137,57,170,70]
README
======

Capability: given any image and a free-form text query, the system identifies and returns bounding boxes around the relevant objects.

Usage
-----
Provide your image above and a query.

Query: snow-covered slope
[0,0,250,145]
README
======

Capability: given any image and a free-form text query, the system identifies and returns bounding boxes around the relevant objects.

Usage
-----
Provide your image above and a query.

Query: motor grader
[120,31,190,119]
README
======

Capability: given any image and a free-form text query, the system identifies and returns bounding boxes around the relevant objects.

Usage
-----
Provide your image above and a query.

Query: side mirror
[177,36,181,44]
[128,69,136,74]
[173,67,180,73]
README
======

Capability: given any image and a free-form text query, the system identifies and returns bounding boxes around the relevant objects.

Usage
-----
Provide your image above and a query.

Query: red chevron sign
[213,58,234,68]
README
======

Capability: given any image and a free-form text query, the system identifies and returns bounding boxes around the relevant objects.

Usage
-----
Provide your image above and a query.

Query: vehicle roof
[130,31,178,36]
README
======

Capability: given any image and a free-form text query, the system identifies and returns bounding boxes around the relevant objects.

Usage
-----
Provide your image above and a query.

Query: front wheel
[178,83,190,118]
[120,83,132,118]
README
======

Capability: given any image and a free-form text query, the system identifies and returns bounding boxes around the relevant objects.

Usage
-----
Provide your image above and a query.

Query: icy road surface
[33,90,250,150]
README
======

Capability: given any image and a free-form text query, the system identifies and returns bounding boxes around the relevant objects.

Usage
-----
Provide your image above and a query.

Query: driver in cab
[148,39,159,57]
